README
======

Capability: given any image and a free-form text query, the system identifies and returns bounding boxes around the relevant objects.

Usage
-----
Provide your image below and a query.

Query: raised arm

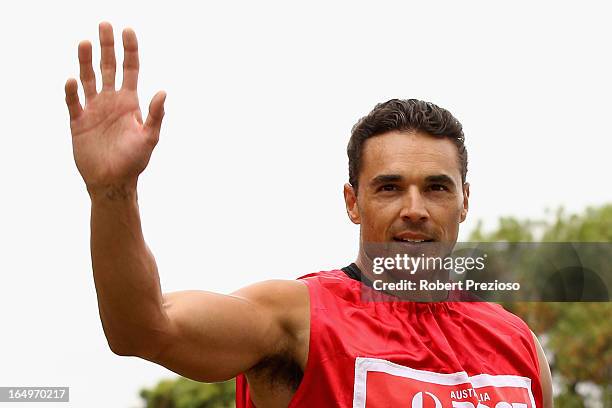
[65,23,309,382]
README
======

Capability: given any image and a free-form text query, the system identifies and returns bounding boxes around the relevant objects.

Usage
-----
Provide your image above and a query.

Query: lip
[393,232,435,242]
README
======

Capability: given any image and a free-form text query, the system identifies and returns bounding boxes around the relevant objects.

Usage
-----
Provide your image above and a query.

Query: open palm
[65,22,166,194]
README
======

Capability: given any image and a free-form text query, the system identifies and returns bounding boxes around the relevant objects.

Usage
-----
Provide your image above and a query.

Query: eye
[379,184,399,192]
[429,184,449,192]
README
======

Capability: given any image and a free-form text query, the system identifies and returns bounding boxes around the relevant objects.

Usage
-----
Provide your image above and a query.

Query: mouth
[392,237,435,243]
[392,231,436,243]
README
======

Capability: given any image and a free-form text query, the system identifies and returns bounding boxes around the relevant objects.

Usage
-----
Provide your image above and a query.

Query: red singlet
[236,268,543,407]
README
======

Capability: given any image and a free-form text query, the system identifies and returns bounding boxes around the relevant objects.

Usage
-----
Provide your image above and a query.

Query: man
[64,23,553,407]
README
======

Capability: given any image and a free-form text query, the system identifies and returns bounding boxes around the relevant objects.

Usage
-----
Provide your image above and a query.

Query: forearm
[89,182,169,355]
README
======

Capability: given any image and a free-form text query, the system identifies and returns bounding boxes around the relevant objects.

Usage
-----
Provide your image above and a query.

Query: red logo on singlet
[352,358,536,408]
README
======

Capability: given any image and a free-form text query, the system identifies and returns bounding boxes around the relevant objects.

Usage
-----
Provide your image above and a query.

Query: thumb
[144,91,167,141]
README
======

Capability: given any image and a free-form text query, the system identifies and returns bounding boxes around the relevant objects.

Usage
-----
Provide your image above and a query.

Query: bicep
[143,286,288,383]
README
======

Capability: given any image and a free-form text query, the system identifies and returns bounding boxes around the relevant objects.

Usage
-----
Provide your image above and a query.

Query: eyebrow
[369,173,456,187]
[370,174,403,187]
[424,174,455,185]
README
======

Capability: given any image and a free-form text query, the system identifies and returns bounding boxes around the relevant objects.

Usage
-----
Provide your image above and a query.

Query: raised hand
[65,22,166,196]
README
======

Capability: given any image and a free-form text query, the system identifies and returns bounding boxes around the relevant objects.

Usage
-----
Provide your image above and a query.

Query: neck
[354,247,451,302]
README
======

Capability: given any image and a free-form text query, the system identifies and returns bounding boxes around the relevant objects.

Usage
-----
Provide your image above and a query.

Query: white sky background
[1,1,611,406]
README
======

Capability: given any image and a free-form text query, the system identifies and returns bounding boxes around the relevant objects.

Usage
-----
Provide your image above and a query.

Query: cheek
[441,207,462,223]
[427,198,464,227]
[360,202,397,234]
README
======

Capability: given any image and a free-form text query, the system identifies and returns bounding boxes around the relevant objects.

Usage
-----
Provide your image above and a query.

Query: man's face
[344,130,469,248]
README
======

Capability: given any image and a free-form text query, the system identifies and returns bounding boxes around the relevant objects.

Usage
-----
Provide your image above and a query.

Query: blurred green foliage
[140,205,611,407]
[139,377,235,408]
[469,205,611,407]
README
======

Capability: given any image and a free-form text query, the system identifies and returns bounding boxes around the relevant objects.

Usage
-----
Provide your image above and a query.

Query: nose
[399,186,429,223]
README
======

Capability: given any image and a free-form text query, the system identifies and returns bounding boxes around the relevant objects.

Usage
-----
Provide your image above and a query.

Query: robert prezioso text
[372,279,521,292]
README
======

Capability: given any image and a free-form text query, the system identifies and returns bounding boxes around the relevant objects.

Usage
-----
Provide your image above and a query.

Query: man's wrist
[87,180,138,203]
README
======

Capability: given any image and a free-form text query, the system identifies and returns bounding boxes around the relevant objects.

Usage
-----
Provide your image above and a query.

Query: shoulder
[230,279,309,315]
[231,279,312,340]
[531,330,554,408]
[229,268,351,314]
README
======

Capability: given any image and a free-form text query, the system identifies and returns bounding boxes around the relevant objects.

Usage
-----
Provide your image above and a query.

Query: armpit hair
[248,351,303,391]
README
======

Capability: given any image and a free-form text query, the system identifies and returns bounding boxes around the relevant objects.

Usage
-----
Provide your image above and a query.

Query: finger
[78,41,97,101]
[64,78,83,121]
[121,28,139,91]
[144,91,167,143]
[99,22,116,91]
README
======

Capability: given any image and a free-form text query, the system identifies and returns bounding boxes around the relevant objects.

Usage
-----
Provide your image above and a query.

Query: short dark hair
[347,99,467,192]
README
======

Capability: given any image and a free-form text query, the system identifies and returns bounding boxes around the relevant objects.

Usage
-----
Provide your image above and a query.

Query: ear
[460,182,470,223]
[343,183,361,225]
